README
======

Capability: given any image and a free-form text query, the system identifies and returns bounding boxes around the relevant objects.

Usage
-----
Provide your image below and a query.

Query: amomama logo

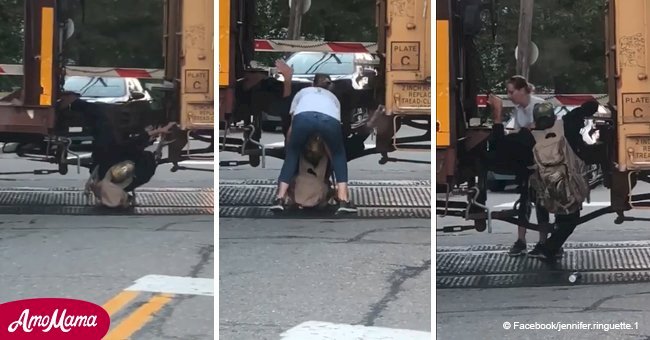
[0,298,110,339]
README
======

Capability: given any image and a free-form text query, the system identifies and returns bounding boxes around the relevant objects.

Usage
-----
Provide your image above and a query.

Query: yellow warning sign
[391,42,420,71]
[185,69,210,94]
[623,93,650,123]
[627,136,650,165]
[394,82,431,109]
[186,103,214,126]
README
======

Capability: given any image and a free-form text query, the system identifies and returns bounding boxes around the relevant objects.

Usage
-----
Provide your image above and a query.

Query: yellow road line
[104,293,174,340]
[102,291,140,317]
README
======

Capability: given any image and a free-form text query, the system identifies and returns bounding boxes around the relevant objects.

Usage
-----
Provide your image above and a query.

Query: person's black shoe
[508,239,527,257]
[336,201,357,214]
[270,198,285,212]
[527,242,546,258]
[536,246,558,264]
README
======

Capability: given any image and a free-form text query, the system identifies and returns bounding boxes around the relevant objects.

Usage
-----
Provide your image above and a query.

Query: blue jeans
[278,111,348,184]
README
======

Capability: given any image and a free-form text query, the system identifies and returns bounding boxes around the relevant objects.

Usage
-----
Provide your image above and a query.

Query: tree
[475,0,606,94]
[64,0,163,68]
[0,0,163,91]
[0,0,24,91]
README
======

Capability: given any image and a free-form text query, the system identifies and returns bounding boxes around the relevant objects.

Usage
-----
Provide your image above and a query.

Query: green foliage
[0,0,609,94]
[0,0,22,63]
[0,0,23,90]
[63,0,163,68]
[0,0,162,90]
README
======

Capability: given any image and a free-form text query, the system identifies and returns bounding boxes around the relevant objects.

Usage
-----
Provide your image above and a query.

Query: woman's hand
[275,59,293,78]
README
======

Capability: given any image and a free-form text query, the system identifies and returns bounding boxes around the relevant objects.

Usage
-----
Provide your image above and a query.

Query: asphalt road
[0,144,214,339]
[436,182,650,340]
[219,129,432,339]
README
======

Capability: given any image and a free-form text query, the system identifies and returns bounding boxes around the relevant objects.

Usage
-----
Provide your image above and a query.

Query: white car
[62,76,154,145]
[63,76,152,103]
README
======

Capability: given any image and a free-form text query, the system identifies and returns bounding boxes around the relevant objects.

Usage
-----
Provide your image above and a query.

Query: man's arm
[563,101,598,128]
[562,100,601,160]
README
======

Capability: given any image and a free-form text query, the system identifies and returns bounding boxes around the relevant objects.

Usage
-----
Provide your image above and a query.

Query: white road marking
[493,201,611,208]
[178,160,214,166]
[125,275,213,296]
[265,141,376,148]
[280,321,431,340]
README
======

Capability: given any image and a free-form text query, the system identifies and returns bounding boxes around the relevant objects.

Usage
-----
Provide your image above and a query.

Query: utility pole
[516,0,534,79]
[287,0,305,40]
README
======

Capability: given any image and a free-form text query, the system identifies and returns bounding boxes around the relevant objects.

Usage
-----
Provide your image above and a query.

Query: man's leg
[124,151,157,192]
[528,195,553,258]
[544,211,580,256]
[510,174,531,256]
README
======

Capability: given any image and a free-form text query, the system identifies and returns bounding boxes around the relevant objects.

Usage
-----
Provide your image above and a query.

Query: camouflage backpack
[529,103,590,214]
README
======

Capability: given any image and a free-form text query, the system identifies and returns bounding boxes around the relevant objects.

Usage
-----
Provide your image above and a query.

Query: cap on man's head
[533,101,556,129]
[105,160,135,190]
[533,101,555,120]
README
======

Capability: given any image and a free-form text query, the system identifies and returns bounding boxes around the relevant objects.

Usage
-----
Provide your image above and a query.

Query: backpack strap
[550,119,565,135]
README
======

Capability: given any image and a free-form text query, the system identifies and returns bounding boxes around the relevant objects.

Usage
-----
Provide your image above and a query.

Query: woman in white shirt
[499,76,551,258]
[270,72,356,214]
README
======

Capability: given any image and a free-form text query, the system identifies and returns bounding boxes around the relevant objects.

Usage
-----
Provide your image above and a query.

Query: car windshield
[64,76,127,98]
[286,52,355,75]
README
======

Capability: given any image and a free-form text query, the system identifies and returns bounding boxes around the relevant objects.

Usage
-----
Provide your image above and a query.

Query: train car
[0,0,214,174]
[436,0,650,233]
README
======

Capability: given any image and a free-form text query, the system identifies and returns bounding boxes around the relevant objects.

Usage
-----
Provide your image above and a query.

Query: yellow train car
[218,0,233,120]
[605,0,650,215]
[436,0,450,148]
[383,0,431,118]
[164,0,214,131]
[435,0,458,186]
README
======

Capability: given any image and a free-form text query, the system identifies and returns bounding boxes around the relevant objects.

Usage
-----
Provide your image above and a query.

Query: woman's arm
[488,94,506,141]
[275,59,293,98]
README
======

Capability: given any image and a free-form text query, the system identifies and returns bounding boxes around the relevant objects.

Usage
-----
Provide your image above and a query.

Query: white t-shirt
[513,95,544,129]
[290,87,341,121]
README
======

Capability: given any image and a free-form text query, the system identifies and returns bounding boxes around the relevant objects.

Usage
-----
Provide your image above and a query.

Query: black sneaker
[270,198,285,212]
[527,242,546,258]
[508,240,527,257]
[336,201,358,214]
[536,248,558,264]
